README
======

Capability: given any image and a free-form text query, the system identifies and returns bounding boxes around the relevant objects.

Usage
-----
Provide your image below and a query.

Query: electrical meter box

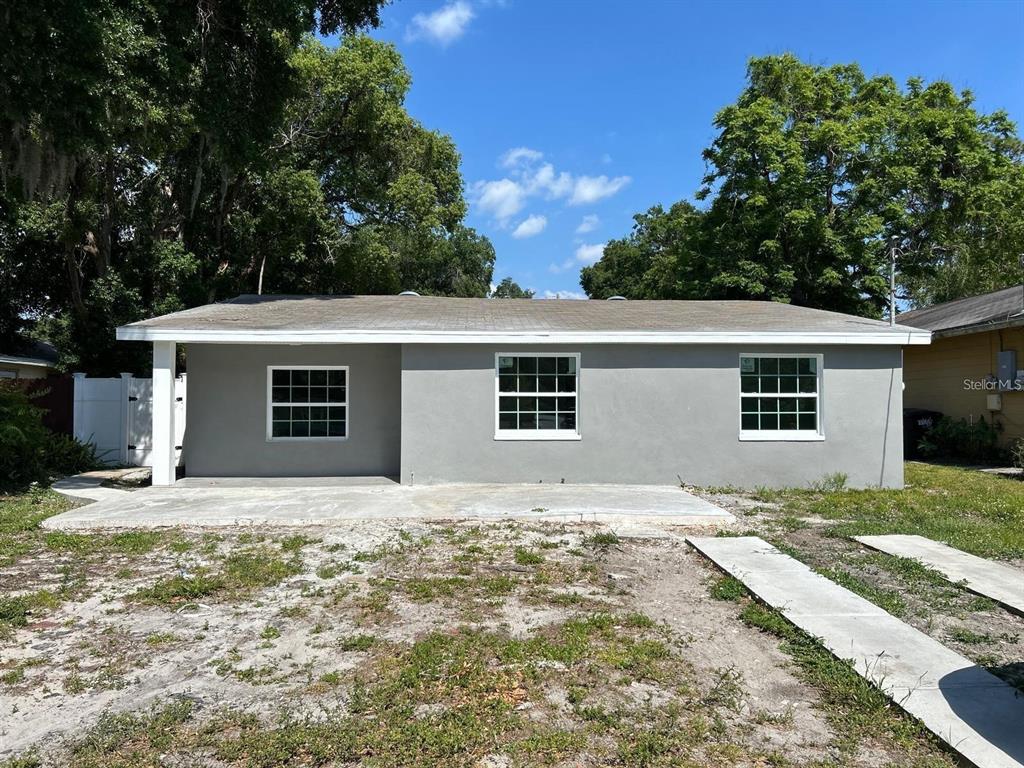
[997,350,1017,390]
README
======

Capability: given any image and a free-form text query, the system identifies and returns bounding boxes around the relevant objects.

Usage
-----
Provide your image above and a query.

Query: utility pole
[889,236,899,327]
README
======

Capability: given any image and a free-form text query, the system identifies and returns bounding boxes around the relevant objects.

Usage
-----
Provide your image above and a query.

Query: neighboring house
[0,340,58,379]
[899,284,1024,446]
[116,295,929,489]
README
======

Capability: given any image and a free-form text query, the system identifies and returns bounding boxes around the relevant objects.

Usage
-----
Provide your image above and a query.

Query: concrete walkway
[688,535,1024,768]
[51,470,137,504]
[856,534,1024,616]
[41,478,734,530]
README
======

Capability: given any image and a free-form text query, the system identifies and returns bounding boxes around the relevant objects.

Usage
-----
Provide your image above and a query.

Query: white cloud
[576,214,600,234]
[472,149,630,224]
[568,175,631,206]
[501,147,543,168]
[472,178,525,223]
[574,242,605,266]
[547,242,606,273]
[511,214,547,239]
[405,2,474,46]
[542,290,588,300]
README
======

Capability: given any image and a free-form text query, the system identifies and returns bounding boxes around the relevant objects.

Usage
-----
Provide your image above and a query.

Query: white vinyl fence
[72,373,186,467]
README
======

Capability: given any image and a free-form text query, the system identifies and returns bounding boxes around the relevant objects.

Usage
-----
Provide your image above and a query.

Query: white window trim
[266,365,349,442]
[738,352,825,442]
[494,352,581,441]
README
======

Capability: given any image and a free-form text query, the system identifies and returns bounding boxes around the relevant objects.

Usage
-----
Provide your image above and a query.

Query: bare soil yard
[0,483,960,767]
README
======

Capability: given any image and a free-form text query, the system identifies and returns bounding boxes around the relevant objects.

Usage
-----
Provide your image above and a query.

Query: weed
[339,634,377,652]
[513,547,543,565]
[809,472,848,492]
[709,576,747,602]
[948,627,994,645]
[585,531,620,550]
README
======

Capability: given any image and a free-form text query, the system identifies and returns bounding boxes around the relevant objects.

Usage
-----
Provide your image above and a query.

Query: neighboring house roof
[117,294,929,346]
[0,340,59,368]
[897,284,1024,338]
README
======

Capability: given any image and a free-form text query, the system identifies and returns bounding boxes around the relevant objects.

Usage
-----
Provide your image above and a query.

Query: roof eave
[0,355,57,368]
[115,326,931,346]
[928,315,1024,339]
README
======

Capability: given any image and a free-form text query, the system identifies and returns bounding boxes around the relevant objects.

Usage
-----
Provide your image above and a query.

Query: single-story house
[899,284,1024,446]
[0,340,58,379]
[115,294,930,489]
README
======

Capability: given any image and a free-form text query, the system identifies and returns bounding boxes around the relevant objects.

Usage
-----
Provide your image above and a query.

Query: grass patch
[0,489,74,566]
[513,547,544,566]
[339,633,377,652]
[134,546,301,605]
[819,567,907,617]
[584,531,620,550]
[766,463,1024,559]
[709,575,747,602]
[948,627,996,645]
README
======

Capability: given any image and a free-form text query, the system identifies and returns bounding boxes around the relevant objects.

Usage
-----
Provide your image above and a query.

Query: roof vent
[398,290,420,297]
[606,295,627,301]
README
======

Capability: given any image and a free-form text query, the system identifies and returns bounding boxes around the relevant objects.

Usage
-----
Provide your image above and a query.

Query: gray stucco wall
[400,344,903,489]
[184,344,401,477]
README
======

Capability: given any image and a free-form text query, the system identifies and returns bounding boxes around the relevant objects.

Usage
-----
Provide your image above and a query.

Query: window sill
[739,431,824,442]
[267,436,349,443]
[494,431,581,442]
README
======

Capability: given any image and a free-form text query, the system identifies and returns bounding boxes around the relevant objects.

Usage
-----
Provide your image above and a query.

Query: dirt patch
[1,519,950,766]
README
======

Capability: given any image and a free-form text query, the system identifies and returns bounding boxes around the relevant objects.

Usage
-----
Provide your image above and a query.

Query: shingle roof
[896,284,1024,337]
[125,294,914,332]
[0,339,58,368]
[117,292,929,344]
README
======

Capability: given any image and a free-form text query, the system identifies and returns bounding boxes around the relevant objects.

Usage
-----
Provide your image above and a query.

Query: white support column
[151,341,177,486]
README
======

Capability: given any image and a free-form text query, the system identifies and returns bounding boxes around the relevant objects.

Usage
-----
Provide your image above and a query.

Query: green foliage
[0,383,98,492]
[490,277,535,298]
[583,54,1024,314]
[0,3,493,373]
[709,576,747,602]
[1009,438,1024,470]
[918,416,1004,463]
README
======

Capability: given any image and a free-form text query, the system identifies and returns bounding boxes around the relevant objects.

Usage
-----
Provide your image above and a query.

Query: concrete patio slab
[51,470,137,504]
[855,534,1024,616]
[42,478,734,530]
[688,535,1024,768]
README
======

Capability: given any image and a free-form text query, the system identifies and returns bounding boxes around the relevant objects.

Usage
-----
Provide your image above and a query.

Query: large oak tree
[583,55,1024,315]
[0,1,495,373]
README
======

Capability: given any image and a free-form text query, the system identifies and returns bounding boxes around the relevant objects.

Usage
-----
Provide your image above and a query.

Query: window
[495,354,580,440]
[739,355,823,440]
[267,366,347,440]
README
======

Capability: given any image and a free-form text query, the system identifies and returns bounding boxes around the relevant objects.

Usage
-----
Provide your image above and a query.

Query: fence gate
[127,375,186,468]
[73,373,186,467]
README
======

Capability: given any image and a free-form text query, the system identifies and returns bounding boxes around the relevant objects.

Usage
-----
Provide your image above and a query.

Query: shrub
[0,382,98,492]
[918,415,1004,464]
[1010,438,1024,471]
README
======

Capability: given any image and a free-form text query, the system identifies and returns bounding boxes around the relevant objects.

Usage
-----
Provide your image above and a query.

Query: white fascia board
[0,355,56,367]
[116,326,932,346]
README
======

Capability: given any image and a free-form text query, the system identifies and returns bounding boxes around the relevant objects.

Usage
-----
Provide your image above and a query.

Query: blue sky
[354,0,1024,298]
